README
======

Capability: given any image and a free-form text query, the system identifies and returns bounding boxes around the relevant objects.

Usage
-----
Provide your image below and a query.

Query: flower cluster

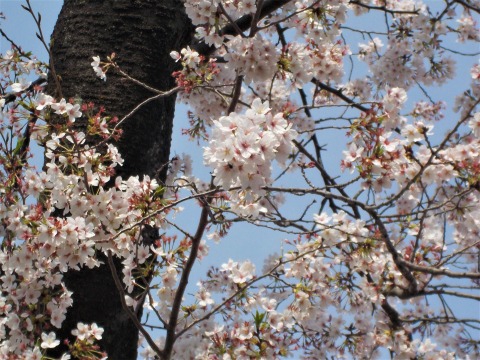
[185,0,257,41]
[1,0,479,358]
[171,46,220,93]
[204,98,297,216]
[358,10,457,89]
[224,34,278,84]
[0,83,180,356]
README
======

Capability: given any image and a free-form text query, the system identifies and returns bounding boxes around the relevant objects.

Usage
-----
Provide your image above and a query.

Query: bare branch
[107,251,165,358]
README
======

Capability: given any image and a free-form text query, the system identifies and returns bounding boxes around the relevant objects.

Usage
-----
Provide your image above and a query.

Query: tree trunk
[46,1,192,358]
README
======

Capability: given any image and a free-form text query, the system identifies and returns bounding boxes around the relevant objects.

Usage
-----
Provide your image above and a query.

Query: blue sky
[1,0,479,356]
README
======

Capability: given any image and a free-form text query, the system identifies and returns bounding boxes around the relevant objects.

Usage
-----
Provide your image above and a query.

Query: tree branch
[349,0,421,15]
[163,196,211,359]
[398,260,480,279]
[453,0,480,13]
[311,78,370,113]
[107,251,165,358]
[194,0,294,56]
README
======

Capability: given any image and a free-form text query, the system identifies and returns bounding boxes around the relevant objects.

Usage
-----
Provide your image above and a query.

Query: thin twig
[163,195,212,359]
[107,251,165,357]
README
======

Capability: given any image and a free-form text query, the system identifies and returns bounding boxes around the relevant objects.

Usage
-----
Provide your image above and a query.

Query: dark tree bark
[46,1,192,358]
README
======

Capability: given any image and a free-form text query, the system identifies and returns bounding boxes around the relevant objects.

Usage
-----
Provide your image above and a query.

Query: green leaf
[253,311,265,329]
[13,137,25,157]
[152,186,165,199]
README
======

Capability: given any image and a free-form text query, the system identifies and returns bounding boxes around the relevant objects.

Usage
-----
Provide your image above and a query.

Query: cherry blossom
[91,56,106,80]
[1,0,479,359]
[40,332,60,349]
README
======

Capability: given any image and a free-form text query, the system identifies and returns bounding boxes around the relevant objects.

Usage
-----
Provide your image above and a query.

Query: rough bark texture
[46,1,192,358]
